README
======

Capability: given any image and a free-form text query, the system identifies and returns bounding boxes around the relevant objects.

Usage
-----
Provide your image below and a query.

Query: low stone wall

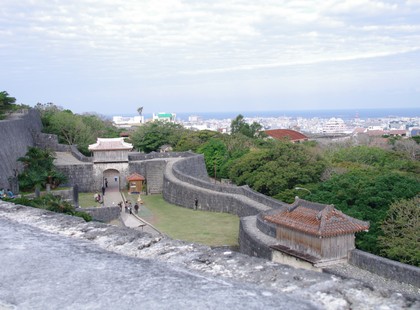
[349,249,420,288]
[128,151,195,161]
[239,216,273,260]
[80,206,120,223]
[256,212,277,238]
[25,188,74,201]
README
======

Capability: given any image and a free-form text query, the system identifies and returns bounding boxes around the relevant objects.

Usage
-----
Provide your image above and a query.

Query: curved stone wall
[162,156,272,217]
[171,155,287,210]
[239,216,274,260]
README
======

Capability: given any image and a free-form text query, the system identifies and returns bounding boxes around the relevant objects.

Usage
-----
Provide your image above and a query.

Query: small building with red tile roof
[127,173,145,194]
[88,138,133,163]
[260,197,369,267]
[264,129,308,143]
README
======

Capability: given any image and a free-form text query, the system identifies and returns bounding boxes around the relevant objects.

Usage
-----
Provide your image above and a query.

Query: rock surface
[0,201,419,309]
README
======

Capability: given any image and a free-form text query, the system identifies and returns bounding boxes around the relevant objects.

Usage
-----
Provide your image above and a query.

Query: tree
[137,106,143,116]
[230,114,265,138]
[197,138,229,179]
[0,91,16,107]
[36,104,122,154]
[0,91,18,119]
[312,170,420,254]
[228,140,326,196]
[48,110,95,154]
[17,147,67,190]
[379,197,420,266]
[35,102,64,127]
[131,121,186,153]
[175,130,221,152]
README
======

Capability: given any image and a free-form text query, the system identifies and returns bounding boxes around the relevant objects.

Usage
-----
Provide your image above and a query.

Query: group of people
[118,200,140,215]
[0,188,15,199]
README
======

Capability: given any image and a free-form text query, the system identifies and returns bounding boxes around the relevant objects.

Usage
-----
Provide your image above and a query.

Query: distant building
[264,129,308,143]
[188,115,202,122]
[262,198,369,268]
[153,112,176,122]
[322,118,347,133]
[112,116,144,128]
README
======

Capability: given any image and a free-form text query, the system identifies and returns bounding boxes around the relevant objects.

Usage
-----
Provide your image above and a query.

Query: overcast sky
[1,0,419,115]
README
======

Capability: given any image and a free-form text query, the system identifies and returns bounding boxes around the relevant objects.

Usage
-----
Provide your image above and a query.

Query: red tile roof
[127,173,145,181]
[265,129,308,142]
[263,198,369,237]
[88,138,133,151]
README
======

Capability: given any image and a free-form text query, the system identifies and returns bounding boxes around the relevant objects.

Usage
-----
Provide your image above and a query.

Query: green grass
[78,192,101,208]
[125,193,239,247]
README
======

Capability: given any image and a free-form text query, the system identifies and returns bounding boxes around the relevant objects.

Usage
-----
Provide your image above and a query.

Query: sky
[1,0,419,116]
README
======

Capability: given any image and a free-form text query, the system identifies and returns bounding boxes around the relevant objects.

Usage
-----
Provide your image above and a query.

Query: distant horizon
[108,107,420,121]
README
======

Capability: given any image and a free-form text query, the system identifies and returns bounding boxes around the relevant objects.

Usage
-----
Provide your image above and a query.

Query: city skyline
[1,1,419,115]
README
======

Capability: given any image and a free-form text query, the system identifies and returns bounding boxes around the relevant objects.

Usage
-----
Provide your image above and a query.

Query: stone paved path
[103,185,161,236]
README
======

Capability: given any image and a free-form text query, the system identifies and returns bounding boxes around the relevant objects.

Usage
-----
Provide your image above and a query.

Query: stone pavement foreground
[1,202,418,309]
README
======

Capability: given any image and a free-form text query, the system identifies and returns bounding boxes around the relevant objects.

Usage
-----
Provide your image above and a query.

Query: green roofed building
[152,112,176,122]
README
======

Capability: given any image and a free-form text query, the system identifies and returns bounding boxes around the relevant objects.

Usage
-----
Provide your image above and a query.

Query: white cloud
[0,0,419,112]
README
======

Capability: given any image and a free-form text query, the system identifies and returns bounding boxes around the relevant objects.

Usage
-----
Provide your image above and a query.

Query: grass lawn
[125,193,239,247]
[78,192,101,208]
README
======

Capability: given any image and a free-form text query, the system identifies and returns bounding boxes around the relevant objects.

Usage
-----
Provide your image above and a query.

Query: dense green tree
[197,138,229,179]
[378,197,420,266]
[311,170,420,254]
[81,113,122,139]
[36,103,121,155]
[327,144,420,174]
[175,130,221,152]
[18,147,67,190]
[228,140,326,196]
[48,110,95,154]
[131,121,186,153]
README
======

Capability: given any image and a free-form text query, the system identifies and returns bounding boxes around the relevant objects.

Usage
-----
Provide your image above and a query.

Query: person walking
[134,203,139,214]
[101,186,105,196]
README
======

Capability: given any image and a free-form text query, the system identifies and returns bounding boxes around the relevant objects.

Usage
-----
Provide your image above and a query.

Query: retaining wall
[79,206,120,223]
[349,249,420,288]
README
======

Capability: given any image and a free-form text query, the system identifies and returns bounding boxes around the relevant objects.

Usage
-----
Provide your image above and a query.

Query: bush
[6,194,92,222]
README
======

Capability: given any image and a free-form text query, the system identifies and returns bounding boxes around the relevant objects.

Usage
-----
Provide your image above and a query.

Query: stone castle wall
[162,157,273,217]
[349,249,420,288]
[80,206,121,223]
[56,164,94,192]
[0,110,42,190]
